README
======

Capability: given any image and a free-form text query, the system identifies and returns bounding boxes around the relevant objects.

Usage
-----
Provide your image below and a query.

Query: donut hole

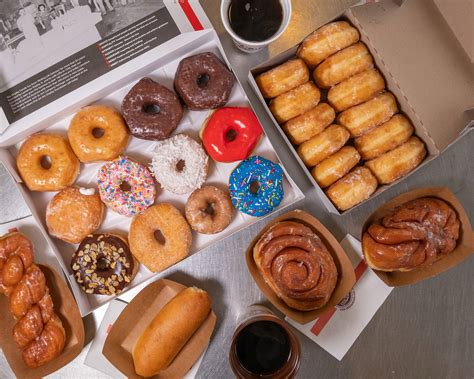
[40,155,52,170]
[92,127,105,138]
[120,181,132,192]
[197,73,210,88]
[153,230,166,245]
[142,103,161,115]
[176,159,186,172]
[96,257,110,271]
[249,181,260,195]
[225,129,238,142]
[203,202,215,217]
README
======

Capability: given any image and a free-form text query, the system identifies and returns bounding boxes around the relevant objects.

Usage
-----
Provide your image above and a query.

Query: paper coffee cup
[220,0,292,53]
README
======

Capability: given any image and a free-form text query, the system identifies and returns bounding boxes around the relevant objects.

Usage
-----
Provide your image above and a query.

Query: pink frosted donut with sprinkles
[97,156,156,216]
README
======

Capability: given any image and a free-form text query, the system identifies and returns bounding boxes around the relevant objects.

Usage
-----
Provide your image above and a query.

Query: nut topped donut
[68,105,129,162]
[150,134,209,195]
[71,233,137,295]
[16,133,80,192]
[174,52,234,110]
[122,78,184,141]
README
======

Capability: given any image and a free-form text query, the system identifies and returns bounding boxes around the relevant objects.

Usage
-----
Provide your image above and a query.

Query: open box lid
[349,0,473,151]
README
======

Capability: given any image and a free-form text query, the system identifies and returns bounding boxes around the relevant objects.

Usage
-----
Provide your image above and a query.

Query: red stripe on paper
[310,259,368,336]
[178,0,204,31]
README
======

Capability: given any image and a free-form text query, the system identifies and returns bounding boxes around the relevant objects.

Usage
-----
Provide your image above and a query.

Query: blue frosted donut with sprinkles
[229,156,284,217]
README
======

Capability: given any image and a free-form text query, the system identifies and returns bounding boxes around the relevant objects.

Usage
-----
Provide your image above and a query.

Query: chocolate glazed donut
[174,52,235,110]
[253,221,338,311]
[122,78,184,140]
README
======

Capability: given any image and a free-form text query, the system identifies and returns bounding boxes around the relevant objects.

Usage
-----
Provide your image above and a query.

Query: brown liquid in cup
[229,315,300,378]
[228,0,283,42]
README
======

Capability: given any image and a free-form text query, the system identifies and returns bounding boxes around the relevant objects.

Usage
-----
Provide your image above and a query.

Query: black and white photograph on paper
[0,0,166,89]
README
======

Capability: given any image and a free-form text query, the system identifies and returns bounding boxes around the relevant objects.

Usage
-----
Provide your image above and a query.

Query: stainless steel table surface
[1,1,473,378]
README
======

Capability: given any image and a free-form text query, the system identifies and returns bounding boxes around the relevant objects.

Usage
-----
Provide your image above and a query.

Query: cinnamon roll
[362,198,460,272]
[253,221,338,311]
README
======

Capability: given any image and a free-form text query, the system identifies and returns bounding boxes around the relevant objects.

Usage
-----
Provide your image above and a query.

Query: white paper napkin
[286,235,393,360]
[84,299,208,378]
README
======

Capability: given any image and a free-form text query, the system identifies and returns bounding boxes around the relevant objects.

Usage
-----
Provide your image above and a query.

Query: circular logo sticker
[335,288,356,311]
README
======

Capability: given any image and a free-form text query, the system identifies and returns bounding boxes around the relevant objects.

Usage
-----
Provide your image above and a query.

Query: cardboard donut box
[248,0,474,214]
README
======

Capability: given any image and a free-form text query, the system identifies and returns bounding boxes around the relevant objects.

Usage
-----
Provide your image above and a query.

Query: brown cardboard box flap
[433,0,474,63]
[362,187,474,286]
[246,209,356,324]
[102,279,216,379]
[0,265,85,379]
[350,0,474,151]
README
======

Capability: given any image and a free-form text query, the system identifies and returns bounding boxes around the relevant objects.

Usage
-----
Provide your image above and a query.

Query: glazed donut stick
[297,21,359,67]
[328,68,385,112]
[338,92,398,137]
[269,82,321,123]
[313,42,374,88]
[256,59,309,98]
[297,124,350,167]
[312,146,360,188]
[354,114,414,160]
[282,103,335,145]
[365,136,426,184]
[326,167,378,211]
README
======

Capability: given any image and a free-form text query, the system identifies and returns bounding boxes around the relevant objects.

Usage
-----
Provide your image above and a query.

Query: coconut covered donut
[150,134,209,195]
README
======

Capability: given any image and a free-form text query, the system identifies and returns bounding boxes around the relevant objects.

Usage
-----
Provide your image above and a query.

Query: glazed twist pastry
[254,221,337,311]
[0,232,65,368]
[362,198,460,272]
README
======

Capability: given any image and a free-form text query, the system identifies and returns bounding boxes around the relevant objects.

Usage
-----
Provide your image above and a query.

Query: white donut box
[0,4,304,316]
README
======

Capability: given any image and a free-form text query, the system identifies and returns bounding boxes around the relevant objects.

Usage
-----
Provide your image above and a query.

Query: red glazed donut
[201,107,262,163]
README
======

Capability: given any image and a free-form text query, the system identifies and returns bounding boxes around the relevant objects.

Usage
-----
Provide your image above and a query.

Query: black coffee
[228,0,283,42]
[235,320,291,375]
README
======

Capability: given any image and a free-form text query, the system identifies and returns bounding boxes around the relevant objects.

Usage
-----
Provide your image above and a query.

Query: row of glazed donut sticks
[255,20,427,211]
[10,39,303,314]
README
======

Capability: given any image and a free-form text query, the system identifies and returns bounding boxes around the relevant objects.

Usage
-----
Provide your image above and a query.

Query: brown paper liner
[102,278,216,379]
[246,209,356,324]
[361,187,474,286]
[0,264,85,379]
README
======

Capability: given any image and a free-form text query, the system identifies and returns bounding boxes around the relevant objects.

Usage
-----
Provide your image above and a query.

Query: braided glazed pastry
[253,221,338,311]
[362,198,460,272]
[0,232,65,368]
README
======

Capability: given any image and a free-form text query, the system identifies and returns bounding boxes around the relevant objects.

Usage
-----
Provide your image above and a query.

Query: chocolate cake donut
[71,233,137,295]
[174,52,234,110]
[121,78,184,141]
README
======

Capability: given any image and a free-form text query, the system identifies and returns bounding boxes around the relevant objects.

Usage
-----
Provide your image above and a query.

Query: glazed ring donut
[354,114,414,160]
[297,21,359,67]
[174,52,234,110]
[70,233,137,295]
[326,167,378,211]
[312,146,361,188]
[297,124,350,167]
[201,107,262,163]
[122,78,184,141]
[313,42,374,88]
[68,105,129,162]
[46,186,104,244]
[229,156,284,217]
[150,134,209,195]
[282,103,335,145]
[16,133,80,192]
[129,203,192,272]
[269,82,320,123]
[97,156,156,216]
[365,136,426,184]
[185,186,234,234]
[337,92,398,137]
[256,58,309,98]
[328,68,385,112]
